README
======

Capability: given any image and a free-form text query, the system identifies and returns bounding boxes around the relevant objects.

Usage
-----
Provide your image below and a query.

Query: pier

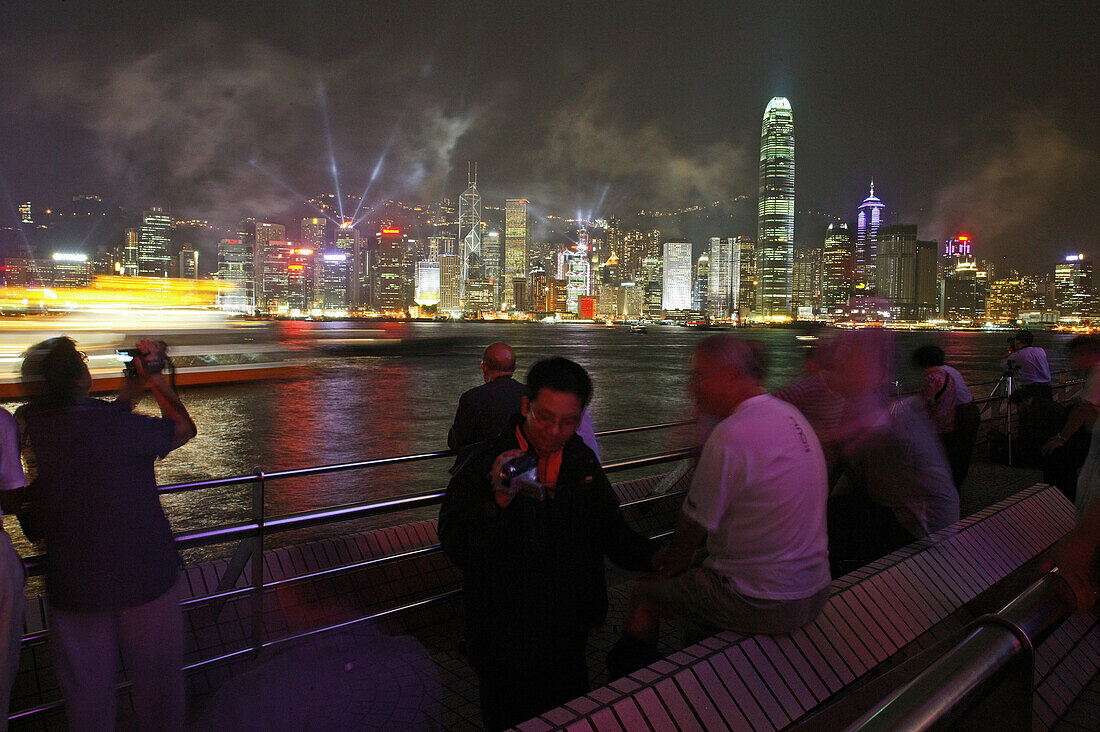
[6,376,1099,729]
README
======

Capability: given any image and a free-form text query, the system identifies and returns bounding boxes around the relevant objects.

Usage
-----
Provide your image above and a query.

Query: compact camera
[498,452,547,501]
[116,342,168,376]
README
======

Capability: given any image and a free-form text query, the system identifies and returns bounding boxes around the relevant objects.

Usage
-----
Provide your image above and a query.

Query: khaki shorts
[637,566,829,639]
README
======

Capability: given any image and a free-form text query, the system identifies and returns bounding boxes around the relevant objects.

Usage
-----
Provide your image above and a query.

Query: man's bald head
[690,335,768,418]
[481,342,516,381]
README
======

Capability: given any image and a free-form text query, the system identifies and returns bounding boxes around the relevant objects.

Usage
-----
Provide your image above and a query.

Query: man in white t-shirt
[611,336,830,673]
[0,408,27,729]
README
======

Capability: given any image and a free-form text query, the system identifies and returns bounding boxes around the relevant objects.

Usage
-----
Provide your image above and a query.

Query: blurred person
[1044,496,1100,616]
[911,345,978,490]
[0,407,26,731]
[613,336,830,674]
[439,357,657,731]
[448,343,600,470]
[1001,329,1052,399]
[1010,385,1088,502]
[775,337,847,473]
[18,337,195,732]
[826,332,958,575]
[1048,335,1100,516]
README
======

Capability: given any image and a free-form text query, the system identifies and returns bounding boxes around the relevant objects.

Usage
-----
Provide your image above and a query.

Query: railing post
[250,467,265,657]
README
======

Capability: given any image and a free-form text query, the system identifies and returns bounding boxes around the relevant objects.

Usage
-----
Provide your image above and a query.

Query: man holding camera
[439,357,658,731]
[18,337,195,731]
[1001,329,1052,399]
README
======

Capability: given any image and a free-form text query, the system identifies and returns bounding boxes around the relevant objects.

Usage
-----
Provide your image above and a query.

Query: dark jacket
[439,416,656,652]
[447,375,527,461]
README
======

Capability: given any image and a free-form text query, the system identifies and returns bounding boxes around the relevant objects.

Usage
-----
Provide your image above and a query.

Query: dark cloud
[924,111,1096,259]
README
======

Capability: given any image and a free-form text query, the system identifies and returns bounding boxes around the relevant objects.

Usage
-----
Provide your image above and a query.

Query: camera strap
[514,426,563,492]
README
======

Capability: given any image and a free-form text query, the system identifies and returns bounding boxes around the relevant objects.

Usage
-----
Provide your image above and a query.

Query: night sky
[1,1,1096,270]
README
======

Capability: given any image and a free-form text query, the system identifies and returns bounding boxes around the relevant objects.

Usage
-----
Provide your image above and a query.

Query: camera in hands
[116,342,168,376]
[498,451,547,502]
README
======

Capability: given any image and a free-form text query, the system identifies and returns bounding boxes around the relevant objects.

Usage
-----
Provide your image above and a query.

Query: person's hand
[132,339,158,379]
[650,544,670,573]
[1042,434,1066,456]
[1043,530,1099,615]
[490,449,526,509]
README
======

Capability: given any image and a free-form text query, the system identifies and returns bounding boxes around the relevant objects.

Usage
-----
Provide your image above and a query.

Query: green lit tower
[757,97,795,317]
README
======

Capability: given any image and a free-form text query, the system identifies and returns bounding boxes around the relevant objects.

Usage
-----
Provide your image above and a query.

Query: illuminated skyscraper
[1054,254,1095,320]
[482,231,503,308]
[415,260,441,308]
[504,199,529,309]
[300,218,327,251]
[440,254,461,313]
[179,245,198,280]
[319,253,349,313]
[821,223,853,311]
[334,223,363,308]
[18,202,32,225]
[693,253,709,312]
[376,228,407,313]
[757,97,794,317]
[876,224,918,304]
[458,163,482,298]
[855,182,886,292]
[639,256,664,320]
[707,237,741,319]
[138,207,172,277]
[254,222,286,308]
[662,241,692,311]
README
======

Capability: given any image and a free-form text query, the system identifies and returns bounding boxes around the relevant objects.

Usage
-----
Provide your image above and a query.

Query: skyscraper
[376,228,407,314]
[662,241,692,311]
[482,231,503,309]
[876,224,918,305]
[504,199,529,309]
[439,254,461,313]
[335,223,363,308]
[757,97,795,317]
[300,218,327,251]
[855,182,886,292]
[822,223,853,312]
[458,163,482,298]
[1054,254,1095,320]
[138,207,172,277]
[254,222,286,309]
[707,237,741,319]
[693,252,709,312]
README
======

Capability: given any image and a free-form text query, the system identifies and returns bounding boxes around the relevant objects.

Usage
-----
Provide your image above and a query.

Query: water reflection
[1,323,1081,561]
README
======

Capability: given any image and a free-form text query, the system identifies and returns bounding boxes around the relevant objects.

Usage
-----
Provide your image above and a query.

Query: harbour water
[1,322,1079,560]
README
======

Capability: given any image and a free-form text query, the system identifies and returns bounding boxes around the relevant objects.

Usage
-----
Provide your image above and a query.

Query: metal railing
[847,571,1077,731]
[11,373,1085,723]
[11,419,695,723]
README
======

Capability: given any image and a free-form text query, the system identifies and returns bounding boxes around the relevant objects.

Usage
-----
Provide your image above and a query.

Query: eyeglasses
[528,404,581,432]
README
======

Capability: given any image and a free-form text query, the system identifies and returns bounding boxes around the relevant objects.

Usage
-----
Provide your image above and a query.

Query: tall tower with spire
[757,97,795,317]
[458,163,482,299]
[855,181,886,293]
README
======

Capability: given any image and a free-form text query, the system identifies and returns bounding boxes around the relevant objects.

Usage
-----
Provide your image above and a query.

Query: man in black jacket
[447,342,527,465]
[439,357,658,731]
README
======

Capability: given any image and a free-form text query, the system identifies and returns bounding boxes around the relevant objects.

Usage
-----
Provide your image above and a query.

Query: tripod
[990,364,1019,465]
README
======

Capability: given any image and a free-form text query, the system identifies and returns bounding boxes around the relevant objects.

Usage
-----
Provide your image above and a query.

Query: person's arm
[0,411,26,515]
[654,513,707,578]
[448,392,473,452]
[1042,401,1099,456]
[131,340,195,449]
[593,467,659,571]
[438,448,526,572]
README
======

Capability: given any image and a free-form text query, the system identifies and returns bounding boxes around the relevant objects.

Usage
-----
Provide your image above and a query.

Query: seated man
[439,357,657,731]
[613,336,830,673]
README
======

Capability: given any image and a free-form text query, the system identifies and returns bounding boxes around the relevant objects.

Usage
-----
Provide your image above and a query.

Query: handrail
[846,572,1075,731]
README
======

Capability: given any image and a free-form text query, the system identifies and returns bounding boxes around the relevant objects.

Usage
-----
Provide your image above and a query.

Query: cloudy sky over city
[1,0,1096,267]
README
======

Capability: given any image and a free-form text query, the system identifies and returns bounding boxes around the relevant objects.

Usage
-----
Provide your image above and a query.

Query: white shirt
[1001,346,1051,387]
[0,409,26,519]
[683,394,831,600]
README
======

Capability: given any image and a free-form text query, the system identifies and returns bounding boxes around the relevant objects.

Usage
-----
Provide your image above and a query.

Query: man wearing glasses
[440,357,658,731]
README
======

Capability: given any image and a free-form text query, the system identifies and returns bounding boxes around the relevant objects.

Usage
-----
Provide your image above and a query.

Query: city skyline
[0,1,1095,269]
